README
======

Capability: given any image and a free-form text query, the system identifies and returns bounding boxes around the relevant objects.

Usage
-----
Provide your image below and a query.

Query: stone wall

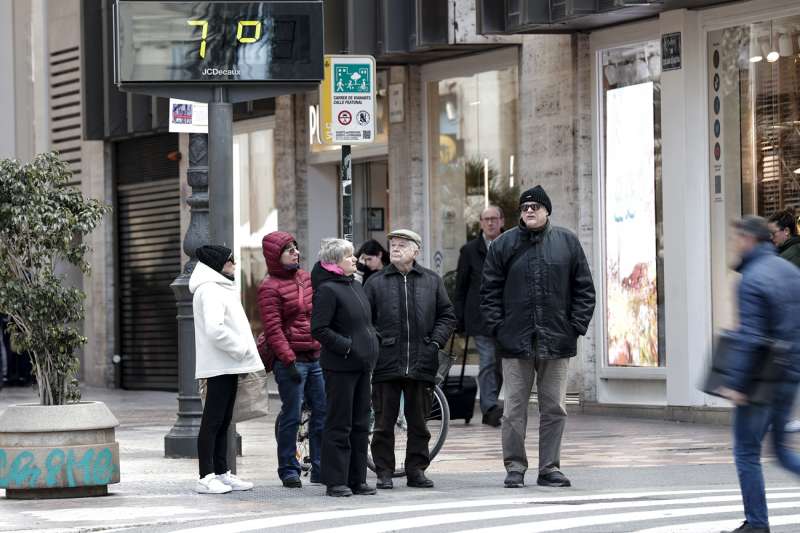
[517,33,597,400]
[81,141,116,388]
[387,66,426,245]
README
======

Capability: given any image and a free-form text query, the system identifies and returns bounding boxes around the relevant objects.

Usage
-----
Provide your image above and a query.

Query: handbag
[232,370,270,423]
[703,332,792,405]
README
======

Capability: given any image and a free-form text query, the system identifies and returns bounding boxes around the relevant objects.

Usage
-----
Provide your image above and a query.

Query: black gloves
[286,362,302,383]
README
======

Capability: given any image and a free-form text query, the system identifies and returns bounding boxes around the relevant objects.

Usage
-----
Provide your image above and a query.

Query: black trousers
[370,379,432,478]
[321,369,371,487]
[198,373,238,478]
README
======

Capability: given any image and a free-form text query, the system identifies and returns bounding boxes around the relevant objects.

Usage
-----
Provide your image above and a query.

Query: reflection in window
[601,42,664,367]
[716,17,800,216]
[709,16,800,333]
[234,126,277,334]
[427,66,519,283]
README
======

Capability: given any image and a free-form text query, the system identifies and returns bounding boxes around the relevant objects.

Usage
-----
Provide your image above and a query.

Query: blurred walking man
[716,216,800,533]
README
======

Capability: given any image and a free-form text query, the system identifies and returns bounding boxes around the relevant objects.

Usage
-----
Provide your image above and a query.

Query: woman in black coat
[311,238,379,497]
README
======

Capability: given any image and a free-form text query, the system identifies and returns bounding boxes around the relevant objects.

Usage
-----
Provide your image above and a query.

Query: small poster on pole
[319,55,376,145]
[168,99,208,133]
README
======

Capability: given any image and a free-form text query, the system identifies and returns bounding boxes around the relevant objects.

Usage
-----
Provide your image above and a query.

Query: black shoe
[504,471,524,488]
[482,406,502,427]
[537,471,571,487]
[406,472,434,488]
[349,483,377,495]
[282,476,302,488]
[310,473,321,484]
[326,485,353,497]
[376,477,393,489]
[721,521,770,533]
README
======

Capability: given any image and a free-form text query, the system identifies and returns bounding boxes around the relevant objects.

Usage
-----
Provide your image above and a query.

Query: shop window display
[234,125,278,334]
[427,66,519,284]
[709,16,800,332]
[601,42,665,367]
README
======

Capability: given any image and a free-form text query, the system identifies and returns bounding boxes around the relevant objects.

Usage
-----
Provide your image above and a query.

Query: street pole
[207,86,239,474]
[165,133,209,458]
[341,145,352,242]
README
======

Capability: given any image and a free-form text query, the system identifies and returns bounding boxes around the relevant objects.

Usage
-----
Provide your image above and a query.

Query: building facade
[4,0,799,416]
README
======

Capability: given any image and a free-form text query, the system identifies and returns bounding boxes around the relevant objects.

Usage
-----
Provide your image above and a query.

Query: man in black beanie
[480,185,595,489]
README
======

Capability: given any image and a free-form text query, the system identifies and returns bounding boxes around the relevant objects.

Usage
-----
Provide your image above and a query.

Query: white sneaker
[216,471,254,491]
[195,473,232,494]
[786,420,800,433]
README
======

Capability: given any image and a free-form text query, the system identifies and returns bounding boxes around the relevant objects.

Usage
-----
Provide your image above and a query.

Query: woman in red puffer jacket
[258,231,325,487]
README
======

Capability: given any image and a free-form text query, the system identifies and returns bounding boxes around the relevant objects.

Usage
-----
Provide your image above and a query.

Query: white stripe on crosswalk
[169,487,800,533]
[168,488,747,533]
[307,492,800,533]
[632,513,800,533]
[457,501,800,533]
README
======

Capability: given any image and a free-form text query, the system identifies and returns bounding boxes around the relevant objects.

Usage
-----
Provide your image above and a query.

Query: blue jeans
[274,361,326,481]
[733,381,800,528]
[474,335,502,414]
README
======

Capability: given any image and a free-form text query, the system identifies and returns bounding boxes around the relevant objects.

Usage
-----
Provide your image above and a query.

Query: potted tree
[0,152,117,499]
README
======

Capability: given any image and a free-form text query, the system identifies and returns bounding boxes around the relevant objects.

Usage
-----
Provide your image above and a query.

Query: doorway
[351,160,389,247]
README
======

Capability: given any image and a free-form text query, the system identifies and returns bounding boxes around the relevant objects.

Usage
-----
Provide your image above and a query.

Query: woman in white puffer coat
[189,245,264,494]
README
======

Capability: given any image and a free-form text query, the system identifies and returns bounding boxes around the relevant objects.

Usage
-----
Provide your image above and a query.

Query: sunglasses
[520,202,544,213]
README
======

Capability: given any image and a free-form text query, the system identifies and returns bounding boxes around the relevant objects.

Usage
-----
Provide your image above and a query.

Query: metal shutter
[116,135,181,390]
[50,45,82,186]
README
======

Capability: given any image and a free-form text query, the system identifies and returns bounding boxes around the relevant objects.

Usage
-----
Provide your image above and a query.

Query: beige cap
[387,229,422,248]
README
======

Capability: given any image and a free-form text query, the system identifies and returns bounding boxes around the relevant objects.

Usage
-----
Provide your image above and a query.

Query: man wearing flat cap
[481,185,595,489]
[364,229,456,490]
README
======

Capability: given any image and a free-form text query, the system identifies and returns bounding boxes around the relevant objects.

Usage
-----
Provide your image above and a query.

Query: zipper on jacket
[403,273,411,375]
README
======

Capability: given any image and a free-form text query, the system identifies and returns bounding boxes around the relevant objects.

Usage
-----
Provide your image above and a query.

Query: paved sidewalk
[0,384,772,532]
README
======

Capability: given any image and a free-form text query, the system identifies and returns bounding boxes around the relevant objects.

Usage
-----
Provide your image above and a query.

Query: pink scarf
[321,262,345,276]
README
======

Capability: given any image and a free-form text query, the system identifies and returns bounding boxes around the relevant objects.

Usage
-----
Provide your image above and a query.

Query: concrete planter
[0,401,120,499]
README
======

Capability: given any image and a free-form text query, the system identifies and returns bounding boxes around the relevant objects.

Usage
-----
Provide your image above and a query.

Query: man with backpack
[481,185,595,489]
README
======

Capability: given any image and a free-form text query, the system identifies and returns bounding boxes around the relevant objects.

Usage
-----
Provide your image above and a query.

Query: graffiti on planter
[0,444,118,489]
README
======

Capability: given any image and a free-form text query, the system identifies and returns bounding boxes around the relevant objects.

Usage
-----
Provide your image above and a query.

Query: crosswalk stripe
[456,500,800,533]
[632,513,800,533]
[306,493,800,533]
[169,487,800,533]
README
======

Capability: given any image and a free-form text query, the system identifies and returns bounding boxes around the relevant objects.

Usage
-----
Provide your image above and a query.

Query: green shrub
[0,152,110,405]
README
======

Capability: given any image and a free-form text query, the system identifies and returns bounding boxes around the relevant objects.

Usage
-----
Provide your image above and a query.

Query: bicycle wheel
[367,384,450,477]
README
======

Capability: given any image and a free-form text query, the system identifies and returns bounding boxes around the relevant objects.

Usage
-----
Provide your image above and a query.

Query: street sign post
[114,0,324,469]
[318,55,376,242]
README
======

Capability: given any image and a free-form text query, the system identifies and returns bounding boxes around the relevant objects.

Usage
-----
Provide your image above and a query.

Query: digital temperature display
[114,1,324,84]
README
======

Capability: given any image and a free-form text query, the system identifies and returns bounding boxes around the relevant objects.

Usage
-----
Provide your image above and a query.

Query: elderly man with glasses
[454,205,506,427]
[481,185,595,489]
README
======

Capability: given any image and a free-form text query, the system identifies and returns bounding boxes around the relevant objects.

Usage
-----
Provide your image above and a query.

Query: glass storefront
[233,119,277,334]
[600,41,665,368]
[708,15,800,330]
[427,62,519,280]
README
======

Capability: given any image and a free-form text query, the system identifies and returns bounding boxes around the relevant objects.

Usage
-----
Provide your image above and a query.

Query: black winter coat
[310,263,379,373]
[454,234,491,336]
[480,221,596,360]
[364,262,456,384]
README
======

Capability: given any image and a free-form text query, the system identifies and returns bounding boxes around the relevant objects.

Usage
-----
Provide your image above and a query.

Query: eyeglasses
[283,245,300,255]
[520,202,544,213]
[226,255,235,265]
